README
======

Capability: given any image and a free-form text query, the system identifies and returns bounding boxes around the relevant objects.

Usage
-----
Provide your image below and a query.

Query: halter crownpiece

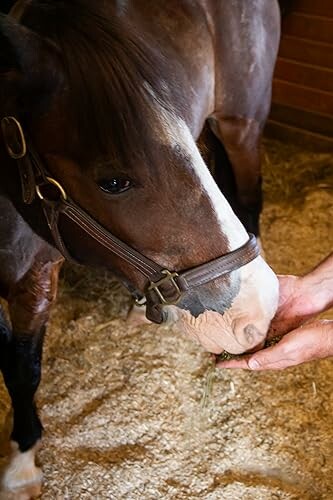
[1,116,260,322]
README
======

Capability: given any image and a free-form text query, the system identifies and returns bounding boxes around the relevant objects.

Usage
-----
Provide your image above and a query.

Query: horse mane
[19,0,172,165]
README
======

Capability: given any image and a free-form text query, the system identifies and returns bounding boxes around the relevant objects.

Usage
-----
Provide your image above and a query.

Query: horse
[0,1,281,497]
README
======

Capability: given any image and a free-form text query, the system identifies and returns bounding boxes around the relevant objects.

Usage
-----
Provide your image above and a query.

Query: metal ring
[1,116,27,159]
[135,296,147,307]
[36,177,67,201]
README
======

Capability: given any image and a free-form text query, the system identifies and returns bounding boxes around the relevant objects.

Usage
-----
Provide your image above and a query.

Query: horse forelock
[19,0,172,166]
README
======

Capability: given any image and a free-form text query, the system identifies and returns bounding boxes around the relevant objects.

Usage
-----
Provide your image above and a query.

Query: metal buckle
[36,177,67,201]
[148,270,181,305]
[1,116,27,159]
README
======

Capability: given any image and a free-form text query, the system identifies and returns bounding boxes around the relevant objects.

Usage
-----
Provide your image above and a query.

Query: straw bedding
[0,140,332,499]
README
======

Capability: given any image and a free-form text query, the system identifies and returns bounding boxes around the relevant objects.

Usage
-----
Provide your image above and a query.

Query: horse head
[0,2,279,356]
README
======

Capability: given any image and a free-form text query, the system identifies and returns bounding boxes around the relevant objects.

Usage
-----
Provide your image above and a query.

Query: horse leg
[208,0,280,239]
[1,253,63,498]
[208,115,263,238]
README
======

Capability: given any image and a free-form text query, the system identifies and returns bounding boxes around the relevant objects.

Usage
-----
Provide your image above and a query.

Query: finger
[246,346,297,370]
[216,356,251,369]
[217,344,294,371]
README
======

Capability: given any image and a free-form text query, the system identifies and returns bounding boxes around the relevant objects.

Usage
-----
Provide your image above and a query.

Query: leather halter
[1,116,260,323]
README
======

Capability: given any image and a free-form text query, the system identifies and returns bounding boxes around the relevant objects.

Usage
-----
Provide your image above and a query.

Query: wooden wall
[266,0,333,151]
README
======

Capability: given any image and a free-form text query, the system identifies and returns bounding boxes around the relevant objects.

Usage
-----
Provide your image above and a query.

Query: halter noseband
[1,116,260,323]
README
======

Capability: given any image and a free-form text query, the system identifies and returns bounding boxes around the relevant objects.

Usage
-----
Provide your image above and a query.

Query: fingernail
[248,358,260,369]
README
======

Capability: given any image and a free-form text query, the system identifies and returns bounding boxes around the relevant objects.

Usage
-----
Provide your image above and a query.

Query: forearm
[303,252,333,313]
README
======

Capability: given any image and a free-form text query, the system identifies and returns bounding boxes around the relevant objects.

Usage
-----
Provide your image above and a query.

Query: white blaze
[159,116,279,354]
[173,118,249,250]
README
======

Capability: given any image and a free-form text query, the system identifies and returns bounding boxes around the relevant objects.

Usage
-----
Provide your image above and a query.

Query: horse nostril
[243,324,266,349]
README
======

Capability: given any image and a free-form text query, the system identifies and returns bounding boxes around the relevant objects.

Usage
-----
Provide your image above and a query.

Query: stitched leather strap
[178,233,259,289]
[40,196,259,291]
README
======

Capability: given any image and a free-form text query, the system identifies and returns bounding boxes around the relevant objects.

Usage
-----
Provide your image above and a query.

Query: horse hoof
[0,481,42,500]
[127,304,151,326]
[0,442,42,500]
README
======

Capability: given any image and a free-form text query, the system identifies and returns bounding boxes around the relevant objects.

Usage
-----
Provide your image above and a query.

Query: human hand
[268,274,323,339]
[217,320,333,370]
[217,259,333,370]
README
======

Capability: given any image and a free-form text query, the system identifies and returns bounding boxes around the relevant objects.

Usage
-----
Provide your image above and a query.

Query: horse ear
[0,14,63,118]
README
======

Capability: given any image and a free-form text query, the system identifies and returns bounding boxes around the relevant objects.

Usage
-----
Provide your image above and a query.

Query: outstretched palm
[268,275,320,338]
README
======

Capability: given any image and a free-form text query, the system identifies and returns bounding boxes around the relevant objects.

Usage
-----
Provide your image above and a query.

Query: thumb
[247,340,294,370]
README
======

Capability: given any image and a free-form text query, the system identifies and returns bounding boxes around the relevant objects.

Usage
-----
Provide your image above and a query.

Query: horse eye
[98,178,132,194]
